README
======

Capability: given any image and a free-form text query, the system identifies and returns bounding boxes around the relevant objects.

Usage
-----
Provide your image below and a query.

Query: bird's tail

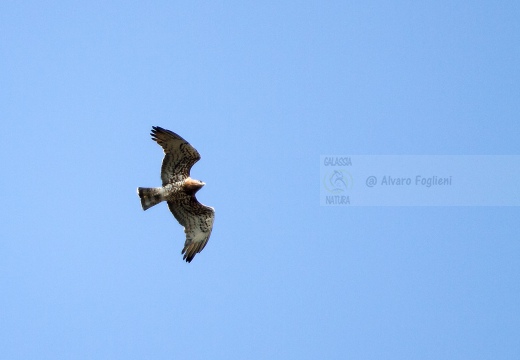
[137,187,165,210]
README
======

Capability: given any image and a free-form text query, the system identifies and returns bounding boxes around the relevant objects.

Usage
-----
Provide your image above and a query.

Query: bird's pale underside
[137,126,215,263]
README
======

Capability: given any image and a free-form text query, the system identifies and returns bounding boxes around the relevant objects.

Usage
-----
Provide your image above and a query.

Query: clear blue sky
[1,1,519,359]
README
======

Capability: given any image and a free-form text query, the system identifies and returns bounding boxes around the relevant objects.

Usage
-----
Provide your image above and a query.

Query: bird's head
[184,178,205,194]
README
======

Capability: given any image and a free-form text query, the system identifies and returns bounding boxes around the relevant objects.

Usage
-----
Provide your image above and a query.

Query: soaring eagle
[137,126,215,262]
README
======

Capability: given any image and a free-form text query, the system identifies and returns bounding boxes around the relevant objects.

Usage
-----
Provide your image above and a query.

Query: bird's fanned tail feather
[137,187,165,210]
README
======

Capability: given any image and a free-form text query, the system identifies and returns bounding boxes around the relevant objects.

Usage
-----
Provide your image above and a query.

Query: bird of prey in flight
[137,126,215,262]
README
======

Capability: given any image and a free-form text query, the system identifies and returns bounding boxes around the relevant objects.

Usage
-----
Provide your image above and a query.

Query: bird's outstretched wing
[151,126,201,185]
[167,194,215,263]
